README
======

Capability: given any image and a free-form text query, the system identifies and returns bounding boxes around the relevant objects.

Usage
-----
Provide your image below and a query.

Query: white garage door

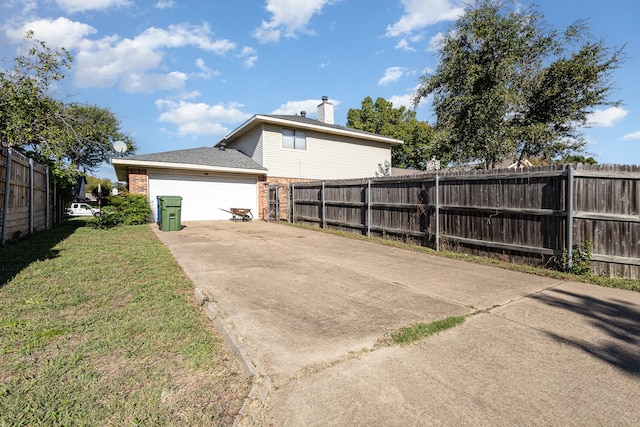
[148,172,257,221]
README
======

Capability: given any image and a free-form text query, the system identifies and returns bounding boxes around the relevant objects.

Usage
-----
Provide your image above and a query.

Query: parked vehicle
[67,203,99,217]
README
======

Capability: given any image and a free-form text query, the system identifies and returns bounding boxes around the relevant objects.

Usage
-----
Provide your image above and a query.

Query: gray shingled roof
[123,146,266,171]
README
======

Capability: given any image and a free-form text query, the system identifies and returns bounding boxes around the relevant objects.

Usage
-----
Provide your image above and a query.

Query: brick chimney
[317,96,334,125]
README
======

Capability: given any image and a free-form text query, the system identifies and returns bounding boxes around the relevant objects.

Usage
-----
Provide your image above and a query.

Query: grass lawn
[0,219,250,426]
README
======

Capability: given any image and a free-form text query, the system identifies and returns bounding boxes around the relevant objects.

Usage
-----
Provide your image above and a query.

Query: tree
[555,155,597,165]
[346,97,434,170]
[1,32,136,190]
[43,103,136,172]
[0,31,71,149]
[86,176,113,199]
[414,0,625,168]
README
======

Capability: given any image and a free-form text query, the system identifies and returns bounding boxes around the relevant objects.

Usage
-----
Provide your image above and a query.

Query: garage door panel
[148,173,257,221]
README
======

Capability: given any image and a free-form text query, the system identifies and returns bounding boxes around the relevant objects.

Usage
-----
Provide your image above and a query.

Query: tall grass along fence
[290,164,640,280]
[0,147,64,245]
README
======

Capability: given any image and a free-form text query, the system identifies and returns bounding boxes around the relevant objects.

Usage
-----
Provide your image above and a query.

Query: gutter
[221,115,404,146]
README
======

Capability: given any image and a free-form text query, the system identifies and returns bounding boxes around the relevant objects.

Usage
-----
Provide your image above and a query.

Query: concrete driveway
[153,221,640,426]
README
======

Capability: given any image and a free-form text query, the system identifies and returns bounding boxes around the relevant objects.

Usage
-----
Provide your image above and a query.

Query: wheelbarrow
[220,207,253,221]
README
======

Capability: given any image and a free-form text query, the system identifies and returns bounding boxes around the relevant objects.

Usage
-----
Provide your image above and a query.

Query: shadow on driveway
[531,287,640,376]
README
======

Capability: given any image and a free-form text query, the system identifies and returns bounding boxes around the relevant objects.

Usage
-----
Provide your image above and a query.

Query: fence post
[291,182,295,223]
[29,158,34,234]
[275,184,280,221]
[566,165,574,271]
[46,166,50,229]
[367,179,371,237]
[321,181,326,228]
[435,173,440,252]
[53,182,57,226]
[1,148,12,246]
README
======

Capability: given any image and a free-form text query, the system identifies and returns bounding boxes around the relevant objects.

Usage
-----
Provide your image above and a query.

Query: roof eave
[221,114,403,146]
[112,158,267,182]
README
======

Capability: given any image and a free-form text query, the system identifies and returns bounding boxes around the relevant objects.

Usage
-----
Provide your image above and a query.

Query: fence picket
[290,164,640,279]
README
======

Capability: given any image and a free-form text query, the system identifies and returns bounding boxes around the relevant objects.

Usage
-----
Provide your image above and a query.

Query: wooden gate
[266,183,289,221]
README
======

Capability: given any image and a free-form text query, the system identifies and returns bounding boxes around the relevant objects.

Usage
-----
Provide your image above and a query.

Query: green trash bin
[159,196,182,231]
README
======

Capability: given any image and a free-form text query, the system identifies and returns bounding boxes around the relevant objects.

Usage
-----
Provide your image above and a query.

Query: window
[282,129,306,150]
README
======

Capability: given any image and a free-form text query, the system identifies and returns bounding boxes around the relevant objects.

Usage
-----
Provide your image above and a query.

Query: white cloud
[155,0,176,9]
[428,32,445,51]
[3,0,37,15]
[6,17,238,93]
[55,0,131,14]
[622,131,640,141]
[395,39,416,52]
[194,58,220,79]
[239,46,258,69]
[271,98,340,116]
[70,23,234,91]
[586,107,628,128]
[395,34,425,51]
[120,71,187,93]
[389,84,428,110]
[253,0,333,43]
[5,17,97,49]
[389,94,414,109]
[156,100,252,137]
[133,23,236,54]
[386,0,463,37]
[378,66,405,86]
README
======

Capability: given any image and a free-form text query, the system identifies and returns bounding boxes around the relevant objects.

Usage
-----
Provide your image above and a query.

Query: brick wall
[259,176,311,220]
[128,168,148,195]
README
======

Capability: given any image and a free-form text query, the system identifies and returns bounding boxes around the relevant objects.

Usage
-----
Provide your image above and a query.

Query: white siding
[228,126,263,165]
[147,169,257,222]
[262,126,392,180]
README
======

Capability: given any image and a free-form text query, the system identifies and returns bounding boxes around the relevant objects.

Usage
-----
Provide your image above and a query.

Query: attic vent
[301,111,306,117]
[218,142,226,151]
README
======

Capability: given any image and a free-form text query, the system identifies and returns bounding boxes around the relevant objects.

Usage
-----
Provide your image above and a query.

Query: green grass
[286,223,640,292]
[385,316,467,346]
[0,218,250,426]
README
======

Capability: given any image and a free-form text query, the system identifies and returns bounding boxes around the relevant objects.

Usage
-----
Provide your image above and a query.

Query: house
[113,97,403,221]
[73,176,88,201]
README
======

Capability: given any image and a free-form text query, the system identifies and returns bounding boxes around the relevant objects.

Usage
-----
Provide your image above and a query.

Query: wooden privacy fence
[0,147,63,245]
[290,164,640,280]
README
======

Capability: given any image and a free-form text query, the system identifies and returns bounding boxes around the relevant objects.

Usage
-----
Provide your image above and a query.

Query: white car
[67,203,99,217]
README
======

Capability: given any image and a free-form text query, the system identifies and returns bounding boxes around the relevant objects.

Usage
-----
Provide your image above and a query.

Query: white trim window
[282,129,306,150]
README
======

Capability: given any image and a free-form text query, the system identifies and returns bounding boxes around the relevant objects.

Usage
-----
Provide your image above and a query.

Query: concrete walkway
[153,221,640,426]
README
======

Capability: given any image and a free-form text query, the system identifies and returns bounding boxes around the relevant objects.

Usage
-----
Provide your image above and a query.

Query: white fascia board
[112,158,267,176]
[222,114,404,146]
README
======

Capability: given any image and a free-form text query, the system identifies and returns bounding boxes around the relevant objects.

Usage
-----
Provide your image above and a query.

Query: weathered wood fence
[0,147,64,245]
[290,164,640,279]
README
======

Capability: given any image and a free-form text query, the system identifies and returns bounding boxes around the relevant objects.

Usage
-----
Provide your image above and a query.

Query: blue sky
[1,0,638,181]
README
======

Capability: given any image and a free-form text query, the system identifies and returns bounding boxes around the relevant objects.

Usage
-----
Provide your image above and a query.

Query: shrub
[563,239,593,276]
[92,193,151,228]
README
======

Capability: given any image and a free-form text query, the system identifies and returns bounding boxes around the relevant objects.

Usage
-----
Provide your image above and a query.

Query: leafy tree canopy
[0,32,136,191]
[346,96,435,170]
[555,154,598,165]
[414,0,625,168]
[86,176,113,199]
